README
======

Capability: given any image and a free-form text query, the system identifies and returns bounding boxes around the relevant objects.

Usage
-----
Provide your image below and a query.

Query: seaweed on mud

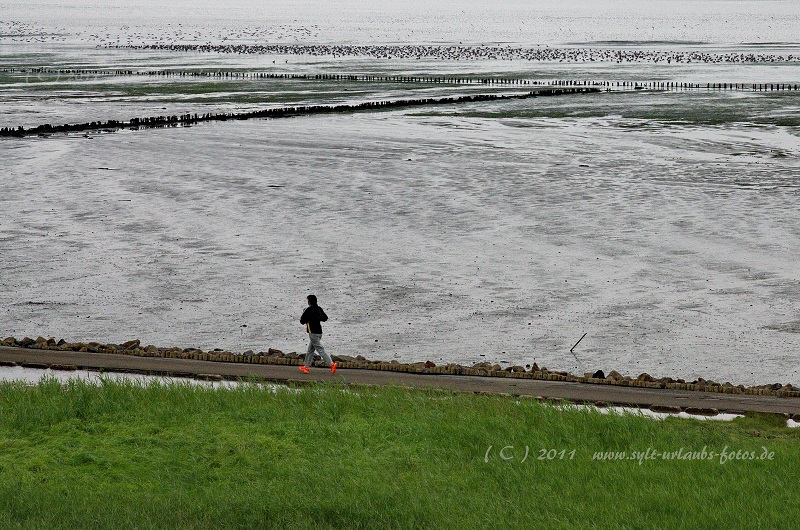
[762,320,800,333]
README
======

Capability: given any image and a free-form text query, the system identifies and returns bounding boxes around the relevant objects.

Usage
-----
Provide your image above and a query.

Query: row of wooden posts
[0,87,599,137]
[2,67,798,91]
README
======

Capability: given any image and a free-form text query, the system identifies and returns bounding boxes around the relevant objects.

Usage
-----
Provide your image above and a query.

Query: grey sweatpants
[305,333,332,368]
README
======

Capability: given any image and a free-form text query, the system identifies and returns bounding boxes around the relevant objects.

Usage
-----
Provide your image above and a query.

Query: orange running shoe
[299,366,310,374]
[330,362,337,374]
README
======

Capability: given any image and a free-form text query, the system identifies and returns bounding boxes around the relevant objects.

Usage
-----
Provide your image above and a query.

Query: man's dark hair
[307,294,318,305]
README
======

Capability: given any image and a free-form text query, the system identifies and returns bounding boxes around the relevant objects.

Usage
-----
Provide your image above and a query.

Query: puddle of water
[559,402,743,422]
[596,405,742,422]
[572,403,800,429]
[0,365,290,391]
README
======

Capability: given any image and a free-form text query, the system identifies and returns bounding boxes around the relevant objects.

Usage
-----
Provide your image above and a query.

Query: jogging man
[299,294,337,374]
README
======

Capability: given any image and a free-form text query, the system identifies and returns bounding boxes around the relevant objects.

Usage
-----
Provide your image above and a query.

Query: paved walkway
[2,346,799,415]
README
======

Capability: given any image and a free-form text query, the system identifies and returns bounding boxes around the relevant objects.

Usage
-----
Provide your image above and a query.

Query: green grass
[0,378,798,529]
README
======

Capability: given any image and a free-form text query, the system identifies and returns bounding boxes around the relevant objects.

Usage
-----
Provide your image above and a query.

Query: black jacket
[300,305,328,334]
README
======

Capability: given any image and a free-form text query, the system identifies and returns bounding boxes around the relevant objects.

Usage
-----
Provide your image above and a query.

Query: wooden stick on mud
[570,333,587,353]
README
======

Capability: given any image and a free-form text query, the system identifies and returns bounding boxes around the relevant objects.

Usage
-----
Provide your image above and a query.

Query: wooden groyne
[4,67,799,92]
[0,87,598,138]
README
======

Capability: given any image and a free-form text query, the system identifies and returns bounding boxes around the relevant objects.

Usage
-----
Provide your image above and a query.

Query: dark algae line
[0,87,598,138]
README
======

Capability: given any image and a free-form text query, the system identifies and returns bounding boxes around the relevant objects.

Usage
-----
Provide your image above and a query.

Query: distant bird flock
[111,42,798,64]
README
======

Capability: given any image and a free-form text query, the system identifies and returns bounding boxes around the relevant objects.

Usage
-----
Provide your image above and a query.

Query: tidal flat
[2,1,799,387]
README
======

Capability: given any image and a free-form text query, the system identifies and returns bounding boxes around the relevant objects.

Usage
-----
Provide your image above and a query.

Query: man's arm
[319,308,328,322]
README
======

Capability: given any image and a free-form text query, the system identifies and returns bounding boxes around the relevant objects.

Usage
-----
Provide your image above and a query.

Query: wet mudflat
[1,0,799,386]
[3,98,799,385]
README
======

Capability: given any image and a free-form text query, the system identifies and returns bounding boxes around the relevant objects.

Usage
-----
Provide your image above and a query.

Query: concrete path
[2,346,799,415]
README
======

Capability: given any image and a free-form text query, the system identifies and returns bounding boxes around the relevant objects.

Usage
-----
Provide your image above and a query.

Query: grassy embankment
[0,378,798,529]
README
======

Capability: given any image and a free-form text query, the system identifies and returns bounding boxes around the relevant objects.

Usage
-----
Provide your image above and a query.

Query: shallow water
[0,364,279,389]
[1,1,799,386]
[567,403,743,422]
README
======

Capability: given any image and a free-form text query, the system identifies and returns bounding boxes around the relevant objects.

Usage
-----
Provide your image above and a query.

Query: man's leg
[310,333,332,366]
[304,334,316,368]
